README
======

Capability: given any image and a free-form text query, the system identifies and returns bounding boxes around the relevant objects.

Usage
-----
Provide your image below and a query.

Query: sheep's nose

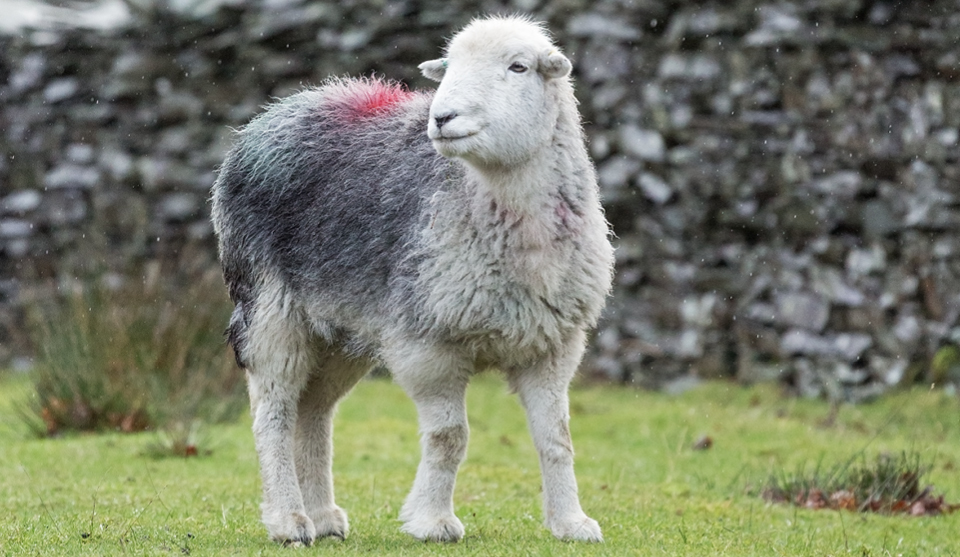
[433,112,457,129]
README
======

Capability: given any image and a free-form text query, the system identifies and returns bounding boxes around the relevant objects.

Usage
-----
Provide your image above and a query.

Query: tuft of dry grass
[19,253,246,446]
[142,418,212,458]
[762,451,960,516]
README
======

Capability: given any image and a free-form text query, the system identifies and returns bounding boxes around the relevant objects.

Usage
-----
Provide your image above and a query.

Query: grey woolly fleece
[211,77,613,371]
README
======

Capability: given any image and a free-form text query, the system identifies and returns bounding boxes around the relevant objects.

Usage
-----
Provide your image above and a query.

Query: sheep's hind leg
[248,364,315,546]
[388,344,470,542]
[244,278,317,546]
[509,332,603,542]
[295,348,371,541]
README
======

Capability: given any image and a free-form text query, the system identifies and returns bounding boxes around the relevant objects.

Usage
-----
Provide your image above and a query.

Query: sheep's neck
[465,156,554,216]
[461,152,583,258]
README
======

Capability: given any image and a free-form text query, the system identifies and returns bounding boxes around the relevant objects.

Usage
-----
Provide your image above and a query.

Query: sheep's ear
[538,49,572,79]
[419,59,447,81]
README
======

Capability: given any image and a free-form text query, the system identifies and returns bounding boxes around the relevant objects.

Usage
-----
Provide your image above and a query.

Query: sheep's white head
[419,16,573,170]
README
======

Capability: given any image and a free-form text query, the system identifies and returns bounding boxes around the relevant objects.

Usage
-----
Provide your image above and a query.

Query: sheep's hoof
[265,511,316,547]
[400,514,464,542]
[309,505,349,540]
[549,514,603,543]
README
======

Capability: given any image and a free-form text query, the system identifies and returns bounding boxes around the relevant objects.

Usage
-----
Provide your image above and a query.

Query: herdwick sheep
[211,15,614,546]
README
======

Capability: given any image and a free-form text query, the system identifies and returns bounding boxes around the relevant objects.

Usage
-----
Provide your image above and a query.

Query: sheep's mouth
[433,131,478,142]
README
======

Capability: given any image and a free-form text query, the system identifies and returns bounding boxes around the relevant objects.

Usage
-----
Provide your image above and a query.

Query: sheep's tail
[226,301,249,369]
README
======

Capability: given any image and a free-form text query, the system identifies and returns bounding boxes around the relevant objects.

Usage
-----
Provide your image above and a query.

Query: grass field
[1,372,958,556]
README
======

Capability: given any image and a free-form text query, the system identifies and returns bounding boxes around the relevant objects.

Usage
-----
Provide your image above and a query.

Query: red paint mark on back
[326,79,416,120]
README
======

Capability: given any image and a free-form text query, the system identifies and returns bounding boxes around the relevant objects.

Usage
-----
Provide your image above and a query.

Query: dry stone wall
[1,0,958,398]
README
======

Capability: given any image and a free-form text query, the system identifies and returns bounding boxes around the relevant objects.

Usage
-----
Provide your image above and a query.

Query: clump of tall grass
[761,451,958,516]
[20,254,246,446]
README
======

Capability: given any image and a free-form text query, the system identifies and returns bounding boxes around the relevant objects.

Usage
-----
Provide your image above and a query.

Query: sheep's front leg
[389,345,470,542]
[510,333,603,542]
[400,383,469,542]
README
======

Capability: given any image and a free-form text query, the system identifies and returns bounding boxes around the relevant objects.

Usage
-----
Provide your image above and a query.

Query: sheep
[210,15,614,546]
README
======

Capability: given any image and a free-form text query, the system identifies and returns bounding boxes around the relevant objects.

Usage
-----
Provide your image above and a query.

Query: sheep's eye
[508,62,528,73]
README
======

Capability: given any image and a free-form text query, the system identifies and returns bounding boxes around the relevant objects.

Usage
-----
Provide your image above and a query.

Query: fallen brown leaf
[692,435,713,451]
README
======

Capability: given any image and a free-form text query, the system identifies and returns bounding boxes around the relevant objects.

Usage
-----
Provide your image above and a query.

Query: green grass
[1,372,959,556]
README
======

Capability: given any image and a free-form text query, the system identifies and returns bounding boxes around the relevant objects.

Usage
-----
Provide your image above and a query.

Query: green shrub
[20,256,246,440]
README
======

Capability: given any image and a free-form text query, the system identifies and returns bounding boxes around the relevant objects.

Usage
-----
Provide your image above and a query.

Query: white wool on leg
[387,341,470,542]
[509,331,603,543]
[248,372,315,546]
